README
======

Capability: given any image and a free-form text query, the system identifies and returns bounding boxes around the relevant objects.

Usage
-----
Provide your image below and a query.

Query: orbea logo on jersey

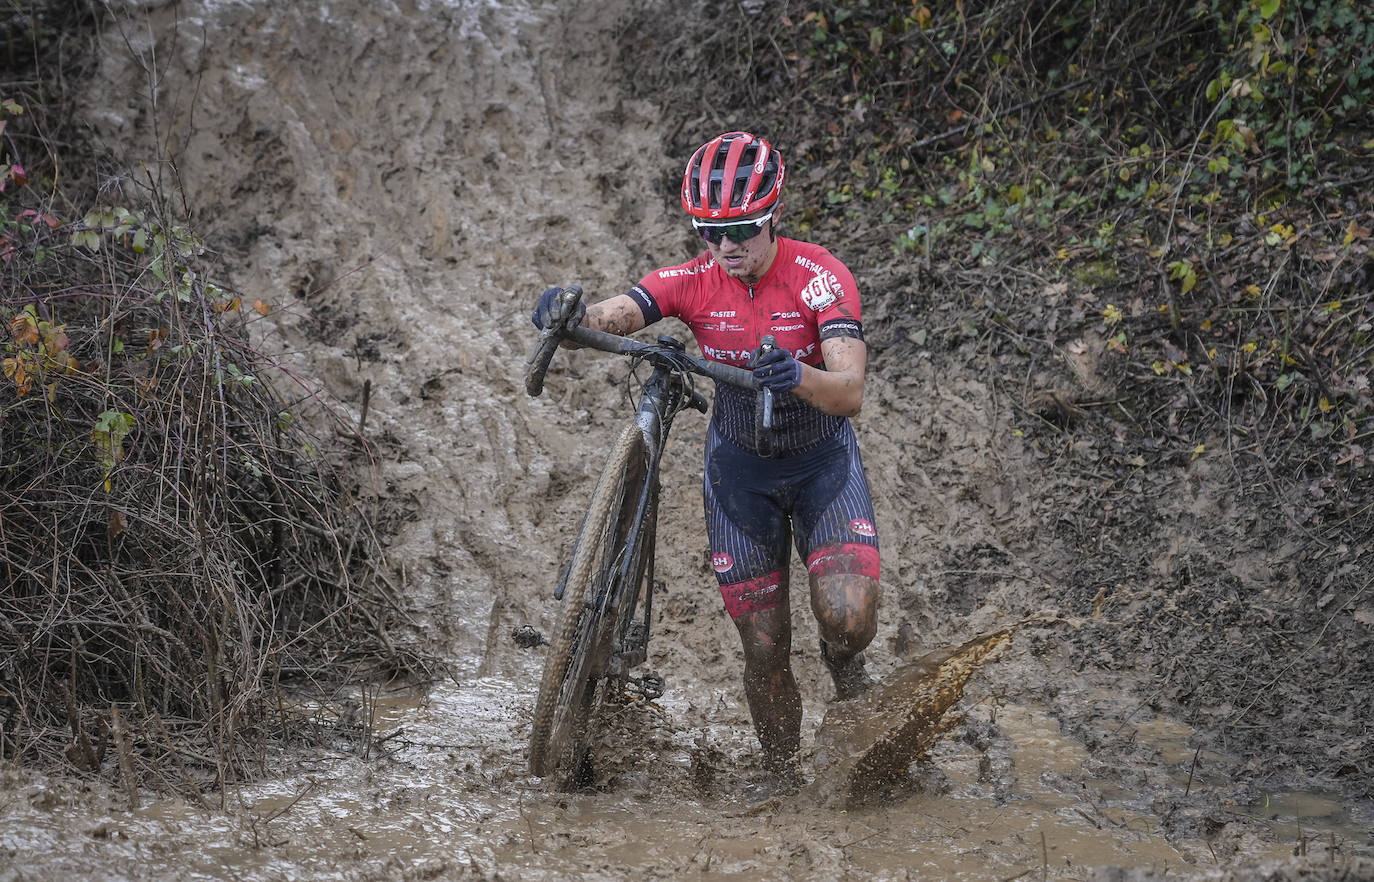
[849,518,876,537]
[712,552,734,573]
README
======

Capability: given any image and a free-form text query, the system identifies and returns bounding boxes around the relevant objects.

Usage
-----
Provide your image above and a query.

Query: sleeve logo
[712,552,735,573]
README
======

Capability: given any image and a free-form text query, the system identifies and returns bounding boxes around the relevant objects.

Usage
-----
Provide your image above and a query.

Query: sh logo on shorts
[848,519,876,538]
[712,552,735,573]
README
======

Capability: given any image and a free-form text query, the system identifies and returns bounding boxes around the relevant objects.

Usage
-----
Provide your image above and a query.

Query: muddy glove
[751,346,803,394]
[531,286,586,332]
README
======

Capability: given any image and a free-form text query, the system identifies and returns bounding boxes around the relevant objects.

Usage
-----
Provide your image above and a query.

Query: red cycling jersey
[626,237,864,455]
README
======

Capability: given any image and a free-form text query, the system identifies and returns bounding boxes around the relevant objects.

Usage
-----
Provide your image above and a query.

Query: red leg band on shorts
[719,571,786,619]
[806,543,881,582]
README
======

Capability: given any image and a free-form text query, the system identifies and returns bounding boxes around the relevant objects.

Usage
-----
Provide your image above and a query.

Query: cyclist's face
[703,204,782,285]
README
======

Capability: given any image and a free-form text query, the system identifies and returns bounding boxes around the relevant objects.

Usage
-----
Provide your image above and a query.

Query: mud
[2,1,1372,880]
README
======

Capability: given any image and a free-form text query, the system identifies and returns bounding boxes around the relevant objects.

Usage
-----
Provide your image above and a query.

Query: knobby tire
[528,423,648,782]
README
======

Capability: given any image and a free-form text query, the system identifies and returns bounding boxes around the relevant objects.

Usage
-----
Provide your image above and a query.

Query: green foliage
[71,205,231,305]
[1,303,77,398]
[1201,0,1374,187]
[91,408,136,489]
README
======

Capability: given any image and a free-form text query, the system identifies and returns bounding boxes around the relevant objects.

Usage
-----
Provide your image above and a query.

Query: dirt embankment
[1,1,1370,880]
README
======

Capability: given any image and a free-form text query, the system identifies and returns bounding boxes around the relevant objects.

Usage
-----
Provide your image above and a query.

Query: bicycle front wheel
[528,423,649,781]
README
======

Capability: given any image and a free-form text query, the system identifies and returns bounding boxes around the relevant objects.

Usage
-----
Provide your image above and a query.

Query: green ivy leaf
[92,410,136,489]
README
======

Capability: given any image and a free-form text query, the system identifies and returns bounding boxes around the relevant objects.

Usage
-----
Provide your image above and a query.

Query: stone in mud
[810,629,1013,808]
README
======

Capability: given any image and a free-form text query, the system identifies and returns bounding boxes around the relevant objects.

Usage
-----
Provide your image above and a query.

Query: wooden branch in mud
[110,704,140,810]
[358,378,372,436]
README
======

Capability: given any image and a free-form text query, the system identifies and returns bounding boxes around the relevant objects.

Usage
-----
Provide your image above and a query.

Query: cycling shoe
[820,639,876,701]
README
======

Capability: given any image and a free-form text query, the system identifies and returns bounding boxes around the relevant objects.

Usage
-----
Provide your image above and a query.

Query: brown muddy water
[3,672,1368,881]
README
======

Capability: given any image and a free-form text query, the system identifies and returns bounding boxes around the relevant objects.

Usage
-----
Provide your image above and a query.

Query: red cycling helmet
[680,131,786,220]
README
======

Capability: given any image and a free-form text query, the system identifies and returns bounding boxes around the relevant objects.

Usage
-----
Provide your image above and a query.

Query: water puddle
[2,678,1368,881]
[1240,790,1371,846]
[1106,716,1372,849]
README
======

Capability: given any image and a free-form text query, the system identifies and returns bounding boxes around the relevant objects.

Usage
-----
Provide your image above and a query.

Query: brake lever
[758,335,776,431]
[755,335,777,457]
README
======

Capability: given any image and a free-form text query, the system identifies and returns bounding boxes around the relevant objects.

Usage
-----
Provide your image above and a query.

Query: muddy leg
[811,573,880,699]
[730,601,801,771]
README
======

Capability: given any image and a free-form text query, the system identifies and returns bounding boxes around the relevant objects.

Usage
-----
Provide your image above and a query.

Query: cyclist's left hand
[751,346,803,393]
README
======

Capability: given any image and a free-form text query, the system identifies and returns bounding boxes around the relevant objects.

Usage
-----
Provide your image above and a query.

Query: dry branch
[1,87,428,794]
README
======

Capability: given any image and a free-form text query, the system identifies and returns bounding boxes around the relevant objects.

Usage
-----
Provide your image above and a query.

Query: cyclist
[532,131,881,790]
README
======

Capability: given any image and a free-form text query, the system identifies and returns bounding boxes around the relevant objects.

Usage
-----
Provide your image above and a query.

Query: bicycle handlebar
[524,284,760,397]
[525,286,583,397]
[561,325,759,391]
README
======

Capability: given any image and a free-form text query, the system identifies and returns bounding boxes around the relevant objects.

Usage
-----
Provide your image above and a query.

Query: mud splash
[812,629,1013,807]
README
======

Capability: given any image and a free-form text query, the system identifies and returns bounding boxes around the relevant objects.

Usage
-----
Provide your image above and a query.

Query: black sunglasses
[692,210,775,245]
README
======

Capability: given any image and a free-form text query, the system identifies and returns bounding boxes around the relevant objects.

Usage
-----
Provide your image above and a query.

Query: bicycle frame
[600,342,700,684]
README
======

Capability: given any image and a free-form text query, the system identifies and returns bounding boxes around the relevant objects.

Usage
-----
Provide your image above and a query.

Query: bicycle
[523,285,776,788]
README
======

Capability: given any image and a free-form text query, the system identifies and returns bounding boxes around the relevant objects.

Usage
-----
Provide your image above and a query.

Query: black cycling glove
[751,346,803,393]
[531,286,586,332]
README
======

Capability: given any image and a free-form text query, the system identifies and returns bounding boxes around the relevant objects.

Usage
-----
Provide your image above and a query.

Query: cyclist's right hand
[532,286,586,333]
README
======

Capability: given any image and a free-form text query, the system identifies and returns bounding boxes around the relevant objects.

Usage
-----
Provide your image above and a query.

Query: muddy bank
[2,1,1372,879]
